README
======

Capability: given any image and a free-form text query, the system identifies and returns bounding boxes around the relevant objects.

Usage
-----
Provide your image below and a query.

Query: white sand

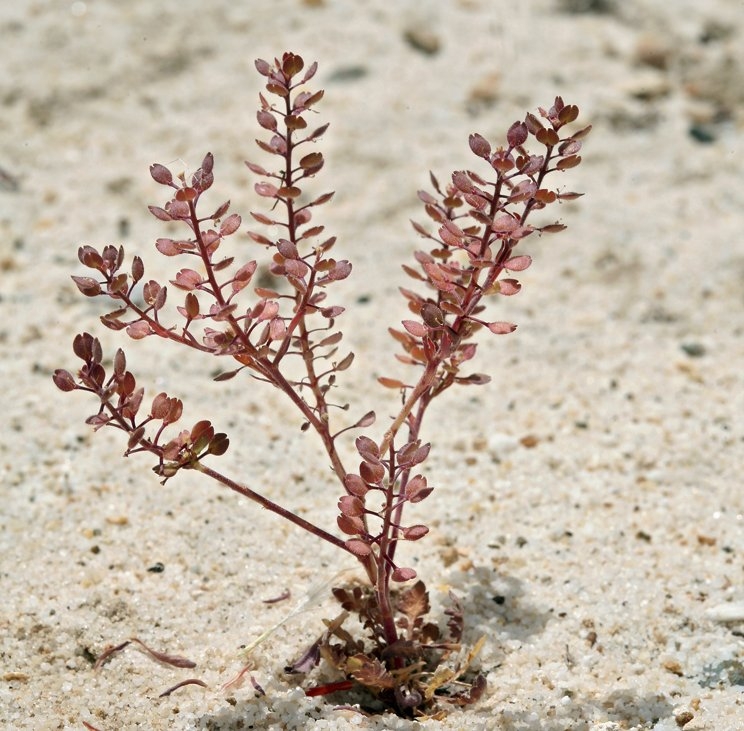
[2,1,744,729]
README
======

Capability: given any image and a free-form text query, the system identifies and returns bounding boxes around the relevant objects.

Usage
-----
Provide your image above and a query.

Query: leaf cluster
[53,333,227,480]
[384,96,590,395]
[337,434,432,582]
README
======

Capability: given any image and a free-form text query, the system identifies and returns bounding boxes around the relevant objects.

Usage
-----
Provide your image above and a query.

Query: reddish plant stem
[387,390,434,567]
[375,442,401,647]
[85,379,352,554]
[380,362,438,457]
[194,463,352,553]
[271,92,339,451]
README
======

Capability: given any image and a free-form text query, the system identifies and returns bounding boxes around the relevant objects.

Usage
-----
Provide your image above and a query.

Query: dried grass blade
[158,678,208,697]
[130,637,196,668]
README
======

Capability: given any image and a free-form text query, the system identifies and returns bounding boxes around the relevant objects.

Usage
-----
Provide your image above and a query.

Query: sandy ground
[2,1,744,729]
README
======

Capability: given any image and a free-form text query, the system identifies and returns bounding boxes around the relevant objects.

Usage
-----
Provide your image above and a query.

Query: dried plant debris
[288,581,485,716]
[93,637,197,670]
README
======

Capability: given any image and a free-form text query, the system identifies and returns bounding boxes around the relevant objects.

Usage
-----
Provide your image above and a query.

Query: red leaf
[53,369,77,391]
[509,179,537,202]
[457,373,491,385]
[245,161,269,176]
[338,495,365,517]
[440,300,464,316]
[405,475,433,503]
[355,436,379,460]
[497,279,522,296]
[439,227,464,248]
[295,89,324,110]
[504,255,532,272]
[487,321,517,334]
[254,58,271,76]
[392,567,417,582]
[402,320,427,338]
[306,123,329,142]
[209,302,238,321]
[191,420,214,449]
[277,238,299,259]
[378,377,406,389]
[536,127,560,146]
[208,433,229,456]
[402,524,429,541]
[113,348,126,376]
[398,442,430,467]
[345,539,372,557]
[73,332,101,362]
[558,103,579,124]
[78,245,104,270]
[360,460,385,485]
[308,191,334,207]
[451,170,475,193]
[320,305,344,318]
[220,214,242,236]
[150,163,173,185]
[155,238,181,256]
[151,392,170,419]
[327,260,352,281]
[255,182,279,198]
[200,152,214,175]
[213,368,242,382]
[126,321,153,339]
[254,300,279,321]
[232,261,257,292]
[411,220,432,239]
[282,52,304,77]
[269,317,287,341]
[507,120,528,147]
[294,217,320,242]
[401,264,425,281]
[317,331,343,348]
[131,256,144,282]
[344,473,369,498]
[277,185,302,198]
[468,133,491,158]
[72,276,101,297]
[256,110,277,131]
[149,205,172,222]
[211,200,231,219]
[559,139,582,156]
[172,269,202,291]
[143,280,161,305]
[354,410,376,428]
[175,187,197,202]
[556,155,582,170]
[248,232,273,246]
[250,212,277,226]
[525,112,545,134]
[491,214,519,233]
[334,352,354,371]
[299,152,323,171]
[420,303,445,328]
[184,292,199,318]
[154,285,167,311]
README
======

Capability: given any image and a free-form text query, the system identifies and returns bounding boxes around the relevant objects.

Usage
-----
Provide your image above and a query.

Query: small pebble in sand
[704,602,744,623]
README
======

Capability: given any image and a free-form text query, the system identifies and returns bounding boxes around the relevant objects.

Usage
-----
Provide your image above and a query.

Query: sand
[2,0,744,729]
